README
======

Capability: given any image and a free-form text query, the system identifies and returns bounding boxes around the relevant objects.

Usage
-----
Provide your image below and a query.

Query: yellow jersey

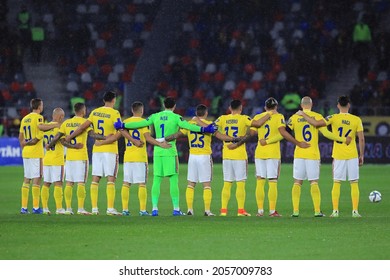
[43,122,64,166]
[252,112,284,159]
[287,110,326,160]
[123,117,150,163]
[215,114,252,160]
[325,113,364,159]
[19,112,44,158]
[181,120,213,155]
[59,116,91,161]
[88,106,121,153]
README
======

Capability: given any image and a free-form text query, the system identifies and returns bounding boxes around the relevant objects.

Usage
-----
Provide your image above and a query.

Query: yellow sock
[77,183,86,209]
[186,185,194,210]
[107,182,115,209]
[351,181,360,211]
[221,181,232,210]
[54,186,63,210]
[268,180,278,212]
[236,181,246,210]
[21,183,29,209]
[64,184,73,209]
[32,184,40,209]
[310,182,321,213]
[203,187,212,212]
[256,178,265,210]
[121,184,130,211]
[332,181,341,211]
[138,184,147,211]
[41,185,50,209]
[90,182,99,209]
[292,183,301,213]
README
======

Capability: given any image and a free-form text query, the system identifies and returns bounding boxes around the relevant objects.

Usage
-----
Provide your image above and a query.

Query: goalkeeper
[114,97,217,216]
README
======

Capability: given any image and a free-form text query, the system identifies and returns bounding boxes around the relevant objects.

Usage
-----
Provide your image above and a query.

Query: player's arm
[179,117,217,133]
[191,117,208,127]
[38,122,61,131]
[47,132,65,150]
[319,126,351,144]
[261,133,284,145]
[214,131,237,142]
[88,130,106,140]
[66,120,92,141]
[178,118,202,132]
[60,138,83,149]
[94,131,124,146]
[251,112,271,128]
[120,130,144,147]
[164,131,186,142]
[296,111,326,127]
[227,129,257,149]
[357,130,365,166]
[145,132,171,148]
[19,133,39,148]
[278,126,310,148]
[123,117,153,130]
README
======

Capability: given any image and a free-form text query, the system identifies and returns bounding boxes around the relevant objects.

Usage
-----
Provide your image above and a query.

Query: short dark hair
[164,97,176,109]
[103,90,116,102]
[338,95,350,107]
[30,98,42,110]
[230,99,242,110]
[74,102,85,114]
[265,97,278,109]
[196,104,208,117]
[132,101,144,113]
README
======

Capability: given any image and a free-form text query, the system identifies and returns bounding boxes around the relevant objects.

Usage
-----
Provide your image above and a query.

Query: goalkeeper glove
[200,123,218,133]
[114,119,125,130]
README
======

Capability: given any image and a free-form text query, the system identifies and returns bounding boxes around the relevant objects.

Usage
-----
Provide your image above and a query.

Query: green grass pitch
[0,164,389,260]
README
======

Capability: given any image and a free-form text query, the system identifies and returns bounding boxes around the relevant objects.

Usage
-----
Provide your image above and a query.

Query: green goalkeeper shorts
[153,156,179,177]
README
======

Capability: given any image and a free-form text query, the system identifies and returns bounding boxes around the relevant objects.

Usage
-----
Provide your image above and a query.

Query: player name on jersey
[92,112,111,118]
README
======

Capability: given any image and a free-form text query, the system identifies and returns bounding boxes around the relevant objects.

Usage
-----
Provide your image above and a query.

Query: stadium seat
[113,64,125,74]
[66,81,79,93]
[123,39,134,49]
[107,72,119,83]
[81,72,92,83]
[23,82,34,92]
[95,39,106,49]
[135,13,146,23]
[88,4,100,14]
[76,4,87,14]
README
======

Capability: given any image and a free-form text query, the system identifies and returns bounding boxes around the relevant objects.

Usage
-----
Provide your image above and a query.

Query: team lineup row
[18,91,365,218]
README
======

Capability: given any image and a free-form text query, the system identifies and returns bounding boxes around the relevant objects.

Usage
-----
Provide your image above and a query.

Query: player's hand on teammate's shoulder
[298,141,310,148]
[296,110,303,116]
[345,136,352,145]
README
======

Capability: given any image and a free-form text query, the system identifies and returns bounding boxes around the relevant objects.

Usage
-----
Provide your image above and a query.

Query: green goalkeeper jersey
[124,110,202,156]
